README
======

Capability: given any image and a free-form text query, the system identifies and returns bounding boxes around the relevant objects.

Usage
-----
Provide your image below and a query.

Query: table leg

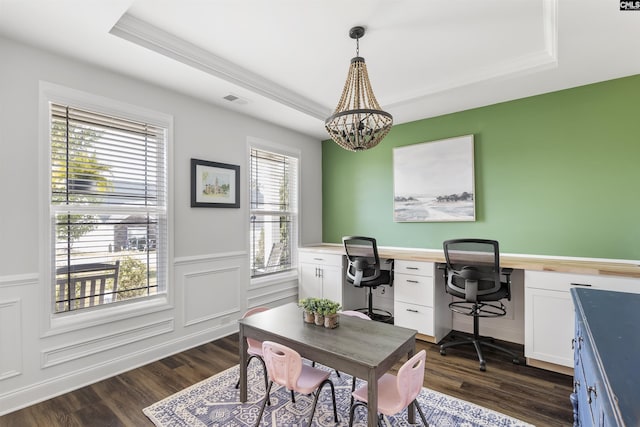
[367,369,378,427]
[239,324,248,402]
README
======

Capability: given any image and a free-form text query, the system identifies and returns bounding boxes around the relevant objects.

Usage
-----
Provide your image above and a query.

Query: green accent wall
[322,74,640,260]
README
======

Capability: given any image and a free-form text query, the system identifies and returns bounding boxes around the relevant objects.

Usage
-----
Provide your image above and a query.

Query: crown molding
[109,13,330,120]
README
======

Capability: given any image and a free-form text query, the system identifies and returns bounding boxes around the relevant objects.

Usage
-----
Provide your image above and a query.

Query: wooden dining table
[238,303,417,427]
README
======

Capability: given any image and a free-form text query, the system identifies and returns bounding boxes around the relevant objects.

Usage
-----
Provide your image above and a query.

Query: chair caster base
[440,332,521,372]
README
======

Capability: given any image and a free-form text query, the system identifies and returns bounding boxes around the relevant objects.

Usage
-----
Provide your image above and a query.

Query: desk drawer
[395,274,433,306]
[525,270,640,293]
[395,260,434,277]
[394,301,433,336]
[298,251,343,267]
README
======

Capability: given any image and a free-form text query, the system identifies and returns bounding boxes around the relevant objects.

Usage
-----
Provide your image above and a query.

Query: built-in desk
[299,244,640,374]
[299,244,640,277]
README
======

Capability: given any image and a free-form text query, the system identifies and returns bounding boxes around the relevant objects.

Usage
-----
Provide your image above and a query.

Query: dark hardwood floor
[0,332,574,426]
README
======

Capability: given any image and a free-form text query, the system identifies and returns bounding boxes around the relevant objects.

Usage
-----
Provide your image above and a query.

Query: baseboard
[526,357,574,376]
[416,333,436,343]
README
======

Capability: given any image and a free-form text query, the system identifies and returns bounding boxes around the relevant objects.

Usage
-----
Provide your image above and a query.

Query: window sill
[250,269,298,289]
[43,294,172,337]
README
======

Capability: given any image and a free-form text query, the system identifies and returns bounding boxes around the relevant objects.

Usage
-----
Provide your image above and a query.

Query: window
[50,103,168,313]
[249,147,298,277]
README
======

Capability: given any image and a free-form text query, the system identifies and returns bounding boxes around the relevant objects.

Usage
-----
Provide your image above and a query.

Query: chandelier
[325,26,393,152]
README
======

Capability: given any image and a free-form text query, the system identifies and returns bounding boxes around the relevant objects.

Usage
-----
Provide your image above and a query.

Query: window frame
[247,138,300,283]
[39,82,174,335]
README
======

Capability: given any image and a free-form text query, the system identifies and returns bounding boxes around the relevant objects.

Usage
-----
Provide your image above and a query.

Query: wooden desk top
[300,244,640,278]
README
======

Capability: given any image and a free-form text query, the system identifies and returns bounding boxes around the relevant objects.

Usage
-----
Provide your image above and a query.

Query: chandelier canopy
[325,26,393,152]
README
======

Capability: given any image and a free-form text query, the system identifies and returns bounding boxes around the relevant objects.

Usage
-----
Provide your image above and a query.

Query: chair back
[262,341,303,391]
[343,236,384,287]
[396,350,427,408]
[443,239,503,302]
[242,307,269,351]
[340,310,371,320]
[55,261,120,312]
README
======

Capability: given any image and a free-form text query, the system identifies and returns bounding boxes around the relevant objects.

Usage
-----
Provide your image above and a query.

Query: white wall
[0,36,322,415]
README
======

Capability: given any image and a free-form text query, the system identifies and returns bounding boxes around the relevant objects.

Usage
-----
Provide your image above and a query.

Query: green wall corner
[322,74,640,260]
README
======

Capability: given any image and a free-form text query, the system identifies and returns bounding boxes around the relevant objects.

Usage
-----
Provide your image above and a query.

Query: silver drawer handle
[406,280,419,283]
[587,385,597,404]
[405,267,419,270]
[406,308,419,313]
[313,257,324,261]
[570,283,592,287]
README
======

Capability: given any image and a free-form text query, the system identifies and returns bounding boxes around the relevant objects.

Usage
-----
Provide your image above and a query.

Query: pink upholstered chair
[348,349,429,426]
[235,307,270,397]
[255,341,338,426]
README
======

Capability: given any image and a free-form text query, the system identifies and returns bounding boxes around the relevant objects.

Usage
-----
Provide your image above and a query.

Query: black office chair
[439,238,520,371]
[343,236,393,322]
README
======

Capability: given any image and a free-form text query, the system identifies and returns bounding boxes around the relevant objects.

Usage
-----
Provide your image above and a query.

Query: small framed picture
[191,158,240,208]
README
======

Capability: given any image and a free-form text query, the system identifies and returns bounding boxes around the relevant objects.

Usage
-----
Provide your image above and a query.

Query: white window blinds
[51,103,167,312]
[249,147,298,277]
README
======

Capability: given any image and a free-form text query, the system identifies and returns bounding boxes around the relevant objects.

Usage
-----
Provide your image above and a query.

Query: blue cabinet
[570,288,640,426]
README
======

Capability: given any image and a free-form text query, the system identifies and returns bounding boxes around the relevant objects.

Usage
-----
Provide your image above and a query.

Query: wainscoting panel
[175,252,246,328]
[183,266,241,326]
[0,299,22,381]
[41,318,175,368]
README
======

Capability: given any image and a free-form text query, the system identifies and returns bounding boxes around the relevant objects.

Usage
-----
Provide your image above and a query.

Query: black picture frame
[190,158,240,208]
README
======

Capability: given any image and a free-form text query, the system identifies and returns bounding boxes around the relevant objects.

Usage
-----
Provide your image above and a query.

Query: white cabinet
[525,271,640,369]
[393,260,451,343]
[298,251,344,304]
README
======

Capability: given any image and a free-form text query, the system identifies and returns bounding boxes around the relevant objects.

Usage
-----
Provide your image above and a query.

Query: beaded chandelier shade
[325,26,393,152]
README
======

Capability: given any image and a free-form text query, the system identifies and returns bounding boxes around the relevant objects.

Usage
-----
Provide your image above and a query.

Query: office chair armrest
[437,263,448,281]
[501,267,514,301]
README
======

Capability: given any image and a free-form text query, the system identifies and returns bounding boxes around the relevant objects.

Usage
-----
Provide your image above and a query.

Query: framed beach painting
[393,135,475,222]
[191,158,240,208]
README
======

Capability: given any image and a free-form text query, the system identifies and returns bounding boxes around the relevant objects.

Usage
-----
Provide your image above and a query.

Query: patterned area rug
[143,361,534,426]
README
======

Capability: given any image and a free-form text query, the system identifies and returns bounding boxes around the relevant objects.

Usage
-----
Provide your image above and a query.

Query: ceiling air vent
[223,94,248,105]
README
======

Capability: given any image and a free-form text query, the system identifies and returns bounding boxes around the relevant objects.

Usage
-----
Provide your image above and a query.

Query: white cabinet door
[299,262,322,301]
[524,287,574,367]
[320,262,343,304]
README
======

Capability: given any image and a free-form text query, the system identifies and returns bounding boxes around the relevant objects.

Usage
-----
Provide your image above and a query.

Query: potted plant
[313,298,326,326]
[320,299,342,329]
[298,297,317,323]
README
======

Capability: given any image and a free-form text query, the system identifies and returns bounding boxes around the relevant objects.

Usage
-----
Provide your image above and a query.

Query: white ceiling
[1,0,639,140]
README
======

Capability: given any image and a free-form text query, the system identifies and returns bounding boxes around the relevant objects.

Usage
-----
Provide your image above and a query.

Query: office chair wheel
[512,358,520,365]
[479,361,486,371]
[439,348,446,356]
